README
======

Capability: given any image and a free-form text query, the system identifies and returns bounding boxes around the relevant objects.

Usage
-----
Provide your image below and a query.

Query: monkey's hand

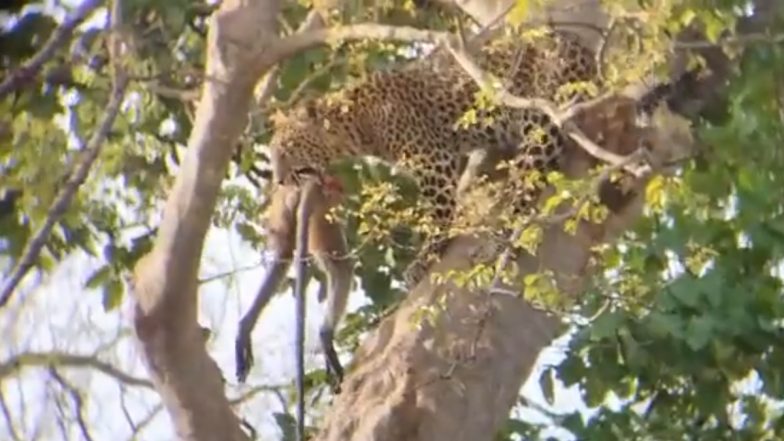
[235,329,255,383]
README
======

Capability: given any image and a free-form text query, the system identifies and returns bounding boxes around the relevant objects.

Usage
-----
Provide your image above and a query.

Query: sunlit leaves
[506,0,530,26]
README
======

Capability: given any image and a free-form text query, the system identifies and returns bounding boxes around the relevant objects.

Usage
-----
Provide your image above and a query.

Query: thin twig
[124,404,163,441]
[198,261,267,285]
[48,368,96,441]
[0,20,129,307]
[0,0,103,100]
[228,383,288,406]
[0,351,154,389]
[0,390,21,441]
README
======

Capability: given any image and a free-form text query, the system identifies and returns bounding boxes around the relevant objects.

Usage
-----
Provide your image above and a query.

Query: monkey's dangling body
[235,175,354,393]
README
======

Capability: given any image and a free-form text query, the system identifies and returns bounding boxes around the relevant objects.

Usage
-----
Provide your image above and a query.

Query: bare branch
[0,0,104,100]
[442,43,648,175]
[129,0,282,438]
[0,351,154,389]
[48,369,96,441]
[0,6,129,308]
[228,383,289,406]
[0,390,21,441]
[199,261,266,285]
[124,403,163,441]
[274,23,450,62]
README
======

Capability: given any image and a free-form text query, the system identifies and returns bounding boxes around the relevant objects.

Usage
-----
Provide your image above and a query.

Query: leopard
[268,30,600,288]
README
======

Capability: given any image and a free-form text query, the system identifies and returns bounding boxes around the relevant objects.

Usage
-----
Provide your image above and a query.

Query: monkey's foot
[326,363,344,394]
[321,328,344,394]
[235,333,255,383]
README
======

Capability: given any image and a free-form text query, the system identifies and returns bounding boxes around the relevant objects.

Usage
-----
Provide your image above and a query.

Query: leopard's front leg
[402,156,460,290]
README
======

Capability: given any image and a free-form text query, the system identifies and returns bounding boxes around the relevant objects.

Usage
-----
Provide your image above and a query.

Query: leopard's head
[269,99,353,185]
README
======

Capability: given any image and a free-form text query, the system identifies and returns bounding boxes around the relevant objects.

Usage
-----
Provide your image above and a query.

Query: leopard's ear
[270,109,289,128]
[294,99,319,121]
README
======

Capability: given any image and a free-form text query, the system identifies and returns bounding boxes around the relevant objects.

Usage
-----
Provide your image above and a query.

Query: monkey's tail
[293,179,321,441]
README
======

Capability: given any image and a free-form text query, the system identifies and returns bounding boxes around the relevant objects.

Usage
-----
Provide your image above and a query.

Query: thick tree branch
[0,351,153,389]
[129,0,285,440]
[0,72,128,307]
[0,0,103,100]
[274,23,450,62]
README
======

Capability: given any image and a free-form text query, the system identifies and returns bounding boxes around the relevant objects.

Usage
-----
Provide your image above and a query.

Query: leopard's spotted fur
[269,30,599,287]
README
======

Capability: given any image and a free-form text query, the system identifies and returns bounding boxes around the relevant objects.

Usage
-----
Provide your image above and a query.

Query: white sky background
[0,1,621,440]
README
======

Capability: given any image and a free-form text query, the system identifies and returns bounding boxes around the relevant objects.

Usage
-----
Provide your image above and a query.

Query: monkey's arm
[235,255,293,383]
[235,186,300,383]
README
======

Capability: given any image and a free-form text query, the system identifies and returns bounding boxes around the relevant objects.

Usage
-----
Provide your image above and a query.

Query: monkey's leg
[235,256,292,383]
[314,252,353,393]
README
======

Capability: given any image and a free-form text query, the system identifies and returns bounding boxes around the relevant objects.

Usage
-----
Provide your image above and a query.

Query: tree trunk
[130,1,282,440]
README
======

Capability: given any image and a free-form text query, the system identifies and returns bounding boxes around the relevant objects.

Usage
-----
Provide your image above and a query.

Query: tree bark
[130,1,282,440]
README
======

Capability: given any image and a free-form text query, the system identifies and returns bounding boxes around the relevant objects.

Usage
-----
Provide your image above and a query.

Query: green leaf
[562,413,585,433]
[685,316,715,351]
[102,278,124,311]
[273,412,297,441]
[668,275,700,308]
[590,311,623,341]
[506,0,529,26]
[539,368,555,405]
[84,265,112,290]
[646,312,684,338]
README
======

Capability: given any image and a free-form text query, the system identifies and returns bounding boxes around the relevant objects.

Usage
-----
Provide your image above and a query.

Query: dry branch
[0,351,153,389]
[442,43,649,176]
[49,368,97,441]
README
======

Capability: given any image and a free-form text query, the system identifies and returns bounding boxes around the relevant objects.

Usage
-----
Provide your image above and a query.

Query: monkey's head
[269,99,357,186]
